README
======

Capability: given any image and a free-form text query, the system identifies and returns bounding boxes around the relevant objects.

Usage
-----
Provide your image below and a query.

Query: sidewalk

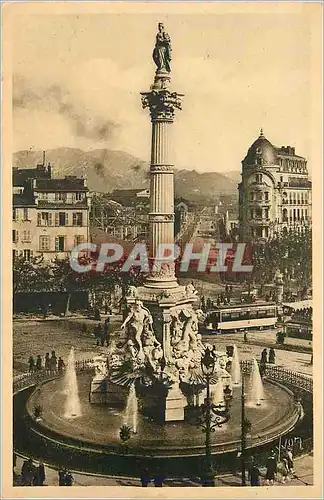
[13,453,313,487]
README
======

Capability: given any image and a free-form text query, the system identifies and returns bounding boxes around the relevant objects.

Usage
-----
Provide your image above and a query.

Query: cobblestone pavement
[13,453,313,487]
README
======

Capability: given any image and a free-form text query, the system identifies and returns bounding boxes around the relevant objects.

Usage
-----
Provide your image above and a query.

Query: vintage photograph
[2,1,322,497]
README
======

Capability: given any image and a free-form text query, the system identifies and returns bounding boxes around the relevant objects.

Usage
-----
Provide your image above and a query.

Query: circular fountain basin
[25,372,300,458]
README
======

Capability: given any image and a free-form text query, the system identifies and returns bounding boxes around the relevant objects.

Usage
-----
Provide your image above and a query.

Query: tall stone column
[141,73,183,289]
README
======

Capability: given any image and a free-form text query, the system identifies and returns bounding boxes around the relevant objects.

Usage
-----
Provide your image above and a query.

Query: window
[13,230,18,243]
[22,230,31,242]
[250,209,254,219]
[55,192,67,202]
[264,192,269,201]
[264,227,269,238]
[13,208,18,220]
[23,208,29,220]
[23,249,31,261]
[13,249,17,262]
[38,212,49,226]
[250,192,254,201]
[74,235,85,246]
[39,235,50,251]
[59,212,67,226]
[256,174,262,183]
[73,212,83,226]
[75,192,83,201]
[55,236,65,252]
[255,207,262,218]
[38,192,48,200]
[264,209,269,219]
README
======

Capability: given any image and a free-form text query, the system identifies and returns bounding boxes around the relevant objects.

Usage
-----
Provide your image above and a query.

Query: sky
[11,6,319,173]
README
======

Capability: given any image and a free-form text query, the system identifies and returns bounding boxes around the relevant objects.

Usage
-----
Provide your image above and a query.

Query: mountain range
[13,148,239,201]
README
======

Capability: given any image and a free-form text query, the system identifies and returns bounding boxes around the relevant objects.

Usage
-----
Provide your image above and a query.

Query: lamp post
[240,373,251,486]
[198,346,230,487]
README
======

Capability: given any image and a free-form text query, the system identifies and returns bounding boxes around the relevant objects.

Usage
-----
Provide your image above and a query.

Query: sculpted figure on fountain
[121,299,153,361]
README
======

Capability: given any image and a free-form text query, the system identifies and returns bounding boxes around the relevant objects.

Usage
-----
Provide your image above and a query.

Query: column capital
[141,89,183,122]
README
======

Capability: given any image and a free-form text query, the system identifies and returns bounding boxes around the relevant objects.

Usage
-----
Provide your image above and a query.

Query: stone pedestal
[90,378,128,406]
[89,379,107,404]
[165,385,187,422]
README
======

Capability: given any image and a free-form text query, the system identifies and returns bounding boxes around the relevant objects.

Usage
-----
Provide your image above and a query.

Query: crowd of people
[15,456,46,486]
[13,454,75,486]
[247,446,295,486]
[291,307,312,322]
[28,350,65,374]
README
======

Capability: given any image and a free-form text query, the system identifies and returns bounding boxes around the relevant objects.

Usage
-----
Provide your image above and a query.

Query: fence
[240,360,313,393]
[13,358,94,394]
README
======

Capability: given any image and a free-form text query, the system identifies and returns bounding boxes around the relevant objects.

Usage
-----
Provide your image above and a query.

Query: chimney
[43,150,46,166]
[47,162,52,178]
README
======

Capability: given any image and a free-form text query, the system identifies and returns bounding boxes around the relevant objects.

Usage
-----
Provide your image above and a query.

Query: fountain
[211,379,225,406]
[63,347,81,419]
[248,358,265,406]
[230,345,241,385]
[123,383,138,434]
[15,24,302,478]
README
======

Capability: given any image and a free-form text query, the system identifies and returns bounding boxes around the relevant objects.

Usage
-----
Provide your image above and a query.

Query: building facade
[13,172,90,261]
[238,130,312,241]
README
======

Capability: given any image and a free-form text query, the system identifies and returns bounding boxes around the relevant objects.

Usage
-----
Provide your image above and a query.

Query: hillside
[13,148,238,200]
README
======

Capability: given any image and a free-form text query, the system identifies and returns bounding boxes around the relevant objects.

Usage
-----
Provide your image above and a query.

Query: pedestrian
[103,317,110,347]
[21,458,36,486]
[286,446,294,474]
[266,450,277,485]
[278,457,290,483]
[35,355,42,371]
[65,470,74,486]
[94,323,101,346]
[243,330,248,343]
[269,348,276,364]
[58,468,66,486]
[33,460,46,486]
[50,350,57,373]
[248,458,261,486]
[28,356,35,373]
[58,357,65,374]
[140,468,150,487]
[261,348,268,365]
[44,353,51,374]
[94,308,101,321]
[153,467,165,487]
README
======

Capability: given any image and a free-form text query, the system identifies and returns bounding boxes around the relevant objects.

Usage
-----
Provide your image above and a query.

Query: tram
[201,302,278,334]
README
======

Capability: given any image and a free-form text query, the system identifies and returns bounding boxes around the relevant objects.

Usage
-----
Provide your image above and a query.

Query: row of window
[282,208,308,222]
[39,235,85,252]
[12,208,29,221]
[13,209,86,226]
[12,231,85,249]
[38,212,83,227]
[250,208,269,219]
[13,249,32,261]
[12,230,31,243]
[249,191,269,202]
[37,192,85,201]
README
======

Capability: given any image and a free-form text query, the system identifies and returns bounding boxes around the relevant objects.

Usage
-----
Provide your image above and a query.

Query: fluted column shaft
[141,86,183,288]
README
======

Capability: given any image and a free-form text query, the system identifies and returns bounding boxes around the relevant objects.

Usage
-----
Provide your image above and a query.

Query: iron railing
[13,358,94,394]
[240,360,313,393]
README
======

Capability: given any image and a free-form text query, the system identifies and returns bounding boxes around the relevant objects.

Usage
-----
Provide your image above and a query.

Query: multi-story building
[238,130,312,240]
[13,171,90,261]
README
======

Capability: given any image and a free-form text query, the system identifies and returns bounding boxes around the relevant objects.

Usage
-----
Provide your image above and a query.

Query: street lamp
[198,346,230,487]
[240,376,251,486]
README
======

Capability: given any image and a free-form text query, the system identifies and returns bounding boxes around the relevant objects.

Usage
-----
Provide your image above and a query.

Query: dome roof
[243,129,278,166]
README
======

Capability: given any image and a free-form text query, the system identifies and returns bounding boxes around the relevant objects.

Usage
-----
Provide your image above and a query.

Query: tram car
[201,301,278,334]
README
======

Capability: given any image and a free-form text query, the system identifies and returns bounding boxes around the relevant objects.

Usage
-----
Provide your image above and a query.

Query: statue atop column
[153,23,172,73]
